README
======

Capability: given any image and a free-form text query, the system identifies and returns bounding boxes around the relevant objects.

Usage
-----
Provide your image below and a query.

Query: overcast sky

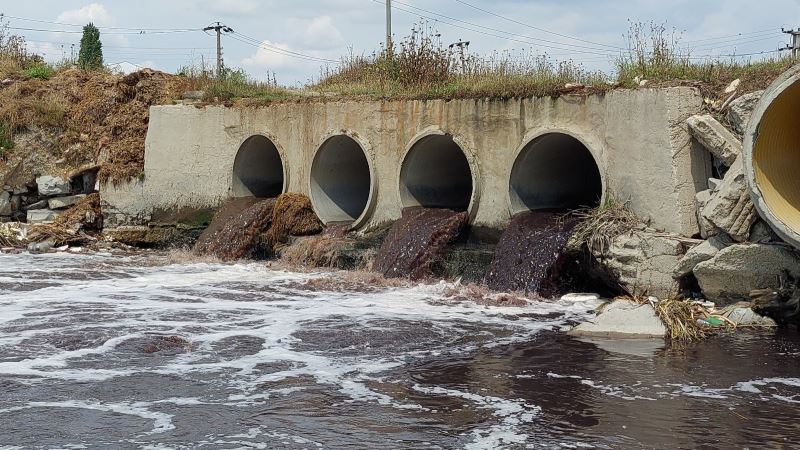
[3,0,799,85]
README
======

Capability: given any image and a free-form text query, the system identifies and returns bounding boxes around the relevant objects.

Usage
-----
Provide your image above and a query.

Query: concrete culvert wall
[232,135,285,198]
[400,135,473,211]
[510,133,602,213]
[310,135,372,224]
[745,65,800,249]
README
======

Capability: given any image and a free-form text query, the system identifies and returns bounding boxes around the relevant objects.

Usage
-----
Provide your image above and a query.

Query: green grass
[23,63,55,80]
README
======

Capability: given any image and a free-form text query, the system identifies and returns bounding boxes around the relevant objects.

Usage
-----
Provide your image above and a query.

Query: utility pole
[385,0,392,52]
[204,22,234,77]
[781,28,800,58]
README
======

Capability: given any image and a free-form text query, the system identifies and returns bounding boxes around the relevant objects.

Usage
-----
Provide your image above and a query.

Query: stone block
[48,194,86,210]
[36,176,70,196]
[701,157,756,242]
[570,300,666,338]
[673,235,731,278]
[728,90,764,135]
[694,243,800,303]
[686,114,741,166]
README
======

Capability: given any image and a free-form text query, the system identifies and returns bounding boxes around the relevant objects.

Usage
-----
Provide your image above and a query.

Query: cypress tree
[78,23,103,70]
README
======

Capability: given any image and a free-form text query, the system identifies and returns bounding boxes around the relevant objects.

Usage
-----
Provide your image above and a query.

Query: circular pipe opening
[310,135,372,224]
[400,135,473,211]
[747,75,800,247]
[510,133,602,213]
[232,135,285,198]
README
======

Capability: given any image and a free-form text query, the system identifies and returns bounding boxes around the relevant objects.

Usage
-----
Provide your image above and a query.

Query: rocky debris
[695,189,715,239]
[593,232,687,298]
[26,200,48,210]
[700,157,757,242]
[36,175,71,196]
[749,221,780,244]
[686,114,741,167]
[728,90,764,135]
[570,300,667,338]
[26,209,60,224]
[721,304,777,327]
[694,243,800,304]
[27,238,55,253]
[0,191,10,216]
[750,273,800,326]
[48,194,86,210]
[52,193,102,233]
[673,234,731,279]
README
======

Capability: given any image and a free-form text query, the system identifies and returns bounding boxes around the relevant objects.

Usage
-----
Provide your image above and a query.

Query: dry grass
[570,199,643,254]
[615,21,795,97]
[314,22,610,100]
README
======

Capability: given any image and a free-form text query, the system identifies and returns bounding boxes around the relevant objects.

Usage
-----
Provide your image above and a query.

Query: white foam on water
[0,252,601,446]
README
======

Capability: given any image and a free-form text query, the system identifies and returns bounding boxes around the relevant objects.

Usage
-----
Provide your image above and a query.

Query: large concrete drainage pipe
[744,65,800,248]
[310,135,372,224]
[400,135,473,211]
[232,135,285,198]
[510,133,602,213]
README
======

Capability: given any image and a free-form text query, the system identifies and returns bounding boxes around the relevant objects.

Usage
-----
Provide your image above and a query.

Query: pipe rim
[506,127,606,216]
[230,133,290,197]
[308,130,377,230]
[397,127,481,223]
[743,64,800,247]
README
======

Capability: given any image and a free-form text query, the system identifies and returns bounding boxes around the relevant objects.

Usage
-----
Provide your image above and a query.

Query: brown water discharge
[194,193,324,261]
[193,198,276,260]
[485,211,580,295]
[374,207,468,280]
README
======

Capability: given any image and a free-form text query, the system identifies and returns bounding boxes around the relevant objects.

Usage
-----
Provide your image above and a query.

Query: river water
[1,252,799,449]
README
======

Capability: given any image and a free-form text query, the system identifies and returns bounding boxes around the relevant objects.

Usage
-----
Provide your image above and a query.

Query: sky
[2,0,799,85]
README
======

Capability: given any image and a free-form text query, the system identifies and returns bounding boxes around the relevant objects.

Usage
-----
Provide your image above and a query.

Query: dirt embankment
[0,68,188,188]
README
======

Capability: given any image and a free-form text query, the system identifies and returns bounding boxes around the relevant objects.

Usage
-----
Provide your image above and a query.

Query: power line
[229,32,340,63]
[370,0,620,58]
[450,0,624,50]
[5,25,199,35]
[377,0,622,55]
[685,28,781,43]
[0,13,199,32]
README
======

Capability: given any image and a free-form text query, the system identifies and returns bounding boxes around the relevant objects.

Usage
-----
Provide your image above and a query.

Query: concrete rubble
[673,234,730,279]
[570,300,667,338]
[594,232,686,298]
[694,243,800,303]
[728,91,764,135]
[686,114,741,166]
[700,157,757,242]
[36,176,71,196]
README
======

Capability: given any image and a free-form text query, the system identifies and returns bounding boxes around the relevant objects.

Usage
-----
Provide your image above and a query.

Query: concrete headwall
[102,87,710,236]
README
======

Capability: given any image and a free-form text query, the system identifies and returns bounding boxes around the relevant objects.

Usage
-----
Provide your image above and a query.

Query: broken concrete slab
[701,157,757,242]
[728,90,764,135]
[595,232,686,298]
[694,243,800,304]
[695,189,715,239]
[36,176,70,196]
[673,235,731,279]
[48,194,86,210]
[26,200,48,210]
[570,300,666,338]
[686,114,741,166]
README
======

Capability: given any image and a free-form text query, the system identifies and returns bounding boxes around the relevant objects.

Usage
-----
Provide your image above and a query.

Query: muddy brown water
[1,252,799,449]
[374,207,468,280]
[485,211,580,295]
